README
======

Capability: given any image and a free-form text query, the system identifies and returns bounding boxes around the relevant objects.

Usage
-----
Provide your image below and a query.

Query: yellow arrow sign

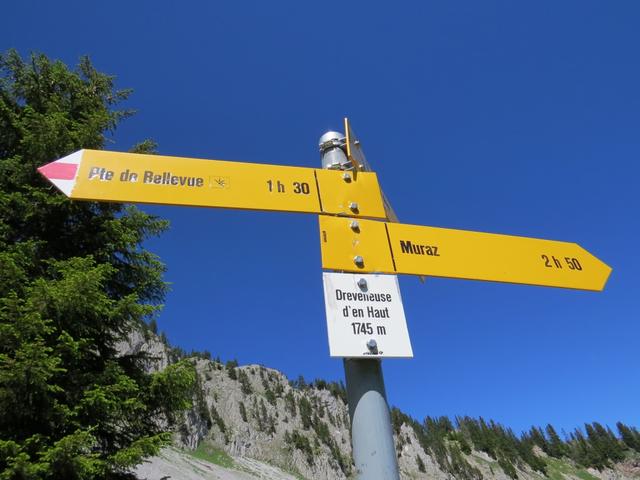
[319,216,611,291]
[38,149,387,218]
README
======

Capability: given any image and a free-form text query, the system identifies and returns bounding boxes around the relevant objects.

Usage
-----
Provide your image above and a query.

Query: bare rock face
[619,457,640,477]
[596,459,640,480]
[396,424,449,480]
[176,360,353,480]
[179,408,210,450]
[115,327,169,373]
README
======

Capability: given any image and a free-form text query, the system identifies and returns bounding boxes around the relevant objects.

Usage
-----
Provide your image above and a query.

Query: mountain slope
[122,330,640,480]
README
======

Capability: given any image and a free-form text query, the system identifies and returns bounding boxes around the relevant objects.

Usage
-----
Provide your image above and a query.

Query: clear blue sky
[5,1,639,436]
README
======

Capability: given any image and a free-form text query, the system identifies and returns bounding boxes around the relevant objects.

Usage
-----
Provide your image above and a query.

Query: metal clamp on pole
[319,129,400,480]
[319,131,351,171]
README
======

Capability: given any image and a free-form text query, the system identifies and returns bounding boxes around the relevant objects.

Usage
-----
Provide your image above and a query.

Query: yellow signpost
[38,137,612,293]
[37,149,387,219]
[38,119,612,480]
[318,216,611,291]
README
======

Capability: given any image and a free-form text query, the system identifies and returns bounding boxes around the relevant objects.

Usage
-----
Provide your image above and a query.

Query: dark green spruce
[0,50,195,479]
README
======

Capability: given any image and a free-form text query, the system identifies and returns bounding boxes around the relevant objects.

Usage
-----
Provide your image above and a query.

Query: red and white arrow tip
[37,150,83,196]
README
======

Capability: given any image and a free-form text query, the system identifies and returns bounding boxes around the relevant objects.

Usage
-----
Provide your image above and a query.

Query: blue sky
[5,1,639,436]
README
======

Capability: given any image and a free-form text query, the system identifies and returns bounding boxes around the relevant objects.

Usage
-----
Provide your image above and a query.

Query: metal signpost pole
[319,131,401,480]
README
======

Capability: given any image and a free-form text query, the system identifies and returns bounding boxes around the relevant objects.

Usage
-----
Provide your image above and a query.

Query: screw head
[353,255,364,266]
[342,172,352,182]
[357,278,367,289]
[350,220,360,231]
[349,202,359,211]
[367,339,377,351]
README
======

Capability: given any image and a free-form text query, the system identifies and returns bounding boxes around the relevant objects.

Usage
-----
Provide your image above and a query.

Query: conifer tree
[284,390,296,417]
[238,401,247,422]
[238,369,252,395]
[617,422,640,452]
[0,50,195,479]
[528,426,550,453]
[298,397,313,430]
[545,424,567,458]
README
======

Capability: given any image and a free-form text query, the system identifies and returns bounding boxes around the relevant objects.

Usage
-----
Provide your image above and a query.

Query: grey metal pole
[319,131,400,480]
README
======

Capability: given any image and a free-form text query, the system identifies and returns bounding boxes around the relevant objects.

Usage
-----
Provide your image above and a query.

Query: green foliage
[238,369,252,395]
[284,391,296,418]
[312,416,329,444]
[264,386,276,406]
[260,400,269,429]
[284,430,314,466]
[209,405,226,435]
[393,410,636,479]
[449,443,483,480]
[274,381,284,396]
[544,456,600,480]
[516,433,546,474]
[256,398,276,435]
[455,416,525,477]
[391,412,490,480]
[0,50,195,479]
[238,401,247,422]
[573,422,626,470]
[188,349,211,360]
[497,455,518,479]
[390,407,409,435]
[188,443,234,469]
[545,424,568,458]
[298,397,313,430]
[249,397,274,435]
[326,410,335,427]
[225,359,238,380]
[148,318,158,334]
[193,371,212,429]
[250,397,259,424]
[290,375,307,389]
[527,426,549,454]
[311,415,350,475]
[313,378,327,390]
[329,381,347,404]
[617,422,640,452]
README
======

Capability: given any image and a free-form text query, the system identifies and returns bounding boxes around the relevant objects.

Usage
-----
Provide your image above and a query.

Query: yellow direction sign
[319,216,611,291]
[38,149,387,218]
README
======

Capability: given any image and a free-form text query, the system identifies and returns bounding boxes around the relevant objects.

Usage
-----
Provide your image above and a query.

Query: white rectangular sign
[322,272,413,358]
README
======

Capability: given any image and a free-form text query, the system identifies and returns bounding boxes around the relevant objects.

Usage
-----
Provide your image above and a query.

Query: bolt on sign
[37,149,387,219]
[322,273,413,358]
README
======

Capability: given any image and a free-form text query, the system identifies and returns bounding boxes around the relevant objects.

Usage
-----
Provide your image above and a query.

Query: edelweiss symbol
[210,176,230,189]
